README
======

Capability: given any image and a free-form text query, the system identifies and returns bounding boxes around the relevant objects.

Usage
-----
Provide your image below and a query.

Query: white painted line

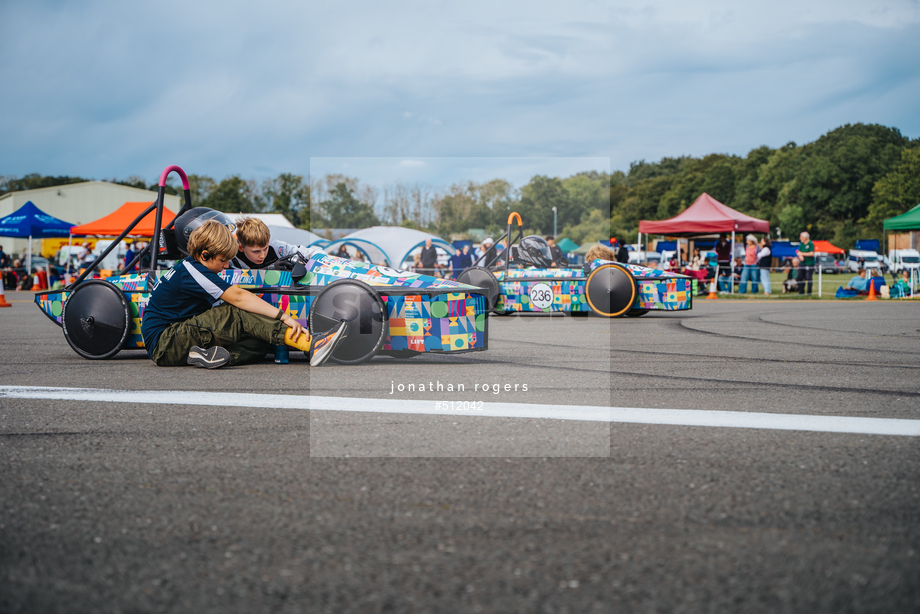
[1,386,918,437]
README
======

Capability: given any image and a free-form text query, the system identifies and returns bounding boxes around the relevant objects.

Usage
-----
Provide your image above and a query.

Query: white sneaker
[187,345,231,369]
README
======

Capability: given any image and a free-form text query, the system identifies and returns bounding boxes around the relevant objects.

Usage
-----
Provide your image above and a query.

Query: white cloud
[0,0,918,181]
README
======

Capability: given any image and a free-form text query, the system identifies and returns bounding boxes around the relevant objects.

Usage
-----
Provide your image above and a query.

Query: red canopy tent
[70,201,176,237]
[813,240,844,254]
[638,193,769,236]
[638,193,770,293]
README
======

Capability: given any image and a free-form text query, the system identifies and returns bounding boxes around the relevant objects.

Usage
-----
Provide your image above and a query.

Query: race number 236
[529,283,553,309]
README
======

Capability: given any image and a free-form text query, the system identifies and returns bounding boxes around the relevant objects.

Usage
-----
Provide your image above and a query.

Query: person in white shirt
[757,236,772,294]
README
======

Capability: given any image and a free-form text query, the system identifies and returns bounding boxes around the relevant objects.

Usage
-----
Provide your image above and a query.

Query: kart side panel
[259,291,487,353]
[492,261,693,313]
[495,280,591,313]
[36,262,489,353]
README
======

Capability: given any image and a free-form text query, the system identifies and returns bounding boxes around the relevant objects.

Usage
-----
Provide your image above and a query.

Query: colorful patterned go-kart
[456,213,692,317]
[34,165,490,364]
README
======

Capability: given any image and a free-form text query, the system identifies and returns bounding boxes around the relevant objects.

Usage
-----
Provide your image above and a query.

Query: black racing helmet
[517,235,554,268]
[173,207,236,255]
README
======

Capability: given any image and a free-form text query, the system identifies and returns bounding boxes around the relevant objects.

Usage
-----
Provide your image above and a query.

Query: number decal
[529,282,553,309]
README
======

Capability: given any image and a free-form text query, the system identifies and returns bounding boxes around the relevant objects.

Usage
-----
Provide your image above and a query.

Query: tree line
[4,123,918,249]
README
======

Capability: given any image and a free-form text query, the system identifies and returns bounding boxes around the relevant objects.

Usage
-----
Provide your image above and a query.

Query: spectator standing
[449,247,465,279]
[419,238,438,276]
[757,236,772,294]
[615,240,629,264]
[0,245,10,269]
[795,231,815,295]
[475,238,491,261]
[137,241,151,270]
[460,245,473,270]
[124,242,137,272]
[715,233,732,277]
[717,263,731,292]
[738,235,759,294]
[78,241,93,267]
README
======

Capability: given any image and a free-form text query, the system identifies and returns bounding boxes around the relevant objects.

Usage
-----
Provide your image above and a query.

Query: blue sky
[1,0,918,193]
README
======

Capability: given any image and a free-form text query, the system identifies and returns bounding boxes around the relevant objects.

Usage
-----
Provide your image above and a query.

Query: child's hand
[282,315,304,341]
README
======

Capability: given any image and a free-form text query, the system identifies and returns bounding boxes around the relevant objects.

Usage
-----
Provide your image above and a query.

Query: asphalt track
[1,291,919,612]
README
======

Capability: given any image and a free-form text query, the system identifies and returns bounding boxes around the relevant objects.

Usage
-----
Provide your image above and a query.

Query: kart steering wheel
[264,252,307,271]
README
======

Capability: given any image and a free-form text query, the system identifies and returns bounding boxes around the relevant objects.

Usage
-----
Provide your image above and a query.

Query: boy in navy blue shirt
[142,220,345,368]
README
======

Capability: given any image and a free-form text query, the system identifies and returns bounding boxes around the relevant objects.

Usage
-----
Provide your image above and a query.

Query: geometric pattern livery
[493,259,692,313]
[35,253,491,353]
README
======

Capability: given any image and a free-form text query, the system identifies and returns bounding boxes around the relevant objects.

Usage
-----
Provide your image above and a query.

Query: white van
[56,246,85,267]
[887,249,920,274]
[847,250,883,273]
[628,250,662,265]
[93,240,129,271]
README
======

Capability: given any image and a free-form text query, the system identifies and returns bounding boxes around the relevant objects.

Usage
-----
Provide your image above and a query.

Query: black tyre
[379,350,419,359]
[456,266,500,311]
[585,264,637,317]
[309,280,387,365]
[62,280,131,359]
[626,309,649,317]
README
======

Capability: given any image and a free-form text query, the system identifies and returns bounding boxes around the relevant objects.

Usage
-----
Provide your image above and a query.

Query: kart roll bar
[468,211,524,273]
[66,165,194,290]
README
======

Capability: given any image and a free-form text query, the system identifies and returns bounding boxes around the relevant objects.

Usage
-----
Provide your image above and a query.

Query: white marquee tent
[265,225,326,248]
[323,226,453,268]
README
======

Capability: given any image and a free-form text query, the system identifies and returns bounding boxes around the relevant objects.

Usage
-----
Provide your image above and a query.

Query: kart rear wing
[67,165,195,290]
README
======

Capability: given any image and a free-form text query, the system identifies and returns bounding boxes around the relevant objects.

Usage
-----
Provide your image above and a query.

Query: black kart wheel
[379,350,419,359]
[309,279,387,365]
[456,266,500,311]
[626,309,649,317]
[585,264,637,317]
[62,280,131,359]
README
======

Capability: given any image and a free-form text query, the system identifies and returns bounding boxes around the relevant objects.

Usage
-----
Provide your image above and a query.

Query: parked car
[816,255,843,274]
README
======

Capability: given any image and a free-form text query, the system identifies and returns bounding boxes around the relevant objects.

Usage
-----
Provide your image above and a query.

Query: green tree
[519,175,569,234]
[560,208,609,245]
[0,173,89,195]
[261,173,310,228]
[431,179,516,237]
[204,176,261,214]
[317,183,379,228]
[865,145,920,228]
[186,174,216,208]
[561,172,609,229]
[777,124,908,241]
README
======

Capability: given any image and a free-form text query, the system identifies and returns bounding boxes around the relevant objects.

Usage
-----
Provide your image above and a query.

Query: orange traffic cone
[0,278,11,307]
[866,279,878,301]
[706,278,719,299]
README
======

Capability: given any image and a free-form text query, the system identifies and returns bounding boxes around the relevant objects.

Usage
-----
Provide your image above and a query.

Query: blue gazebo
[0,201,76,272]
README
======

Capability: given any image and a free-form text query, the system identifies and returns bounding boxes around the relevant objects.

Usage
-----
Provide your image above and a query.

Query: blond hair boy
[231,217,321,269]
[142,220,345,368]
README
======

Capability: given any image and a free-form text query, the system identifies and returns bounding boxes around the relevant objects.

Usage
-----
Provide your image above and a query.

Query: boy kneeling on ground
[141,220,346,369]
